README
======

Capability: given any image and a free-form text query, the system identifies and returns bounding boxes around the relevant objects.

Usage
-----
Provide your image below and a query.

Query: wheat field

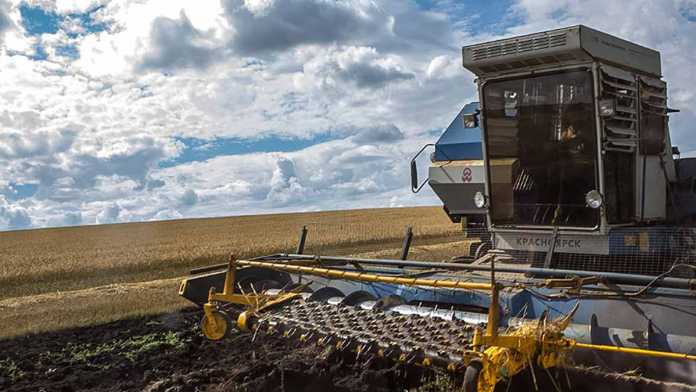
[0,206,459,300]
[0,206,465,337]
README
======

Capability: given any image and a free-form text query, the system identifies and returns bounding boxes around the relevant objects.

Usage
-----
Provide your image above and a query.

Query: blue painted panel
[608,226,673,255]
[433,102,483,161]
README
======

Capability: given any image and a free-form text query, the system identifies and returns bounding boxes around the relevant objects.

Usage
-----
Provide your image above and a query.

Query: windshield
[482,70,599,228]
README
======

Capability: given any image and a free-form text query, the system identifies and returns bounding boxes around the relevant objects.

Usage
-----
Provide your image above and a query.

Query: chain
[254,299,482,368]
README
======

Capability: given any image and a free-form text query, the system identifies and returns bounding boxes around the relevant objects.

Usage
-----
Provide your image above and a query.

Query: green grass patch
[0,358,26,383]
[54,330,189,370]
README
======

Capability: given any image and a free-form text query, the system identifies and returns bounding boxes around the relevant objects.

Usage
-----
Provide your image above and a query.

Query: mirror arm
[410,144,435,193]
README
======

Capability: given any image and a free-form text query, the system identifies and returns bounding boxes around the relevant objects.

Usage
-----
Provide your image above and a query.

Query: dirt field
[3,307,691,392]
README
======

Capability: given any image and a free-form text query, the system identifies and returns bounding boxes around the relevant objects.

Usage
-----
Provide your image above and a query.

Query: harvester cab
[463,25,696,276]
[180,25,696,392]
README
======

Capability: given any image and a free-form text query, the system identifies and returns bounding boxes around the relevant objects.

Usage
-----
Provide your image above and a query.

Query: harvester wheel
[469,241,481,257]
[201,310,232,341]
[474,242,491,260]
[463,360,482,392]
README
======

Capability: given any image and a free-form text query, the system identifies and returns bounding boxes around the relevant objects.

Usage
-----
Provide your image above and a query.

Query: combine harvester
[179,25,696,391]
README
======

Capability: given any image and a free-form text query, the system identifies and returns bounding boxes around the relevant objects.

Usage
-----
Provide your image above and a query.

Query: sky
[1,0,695,230]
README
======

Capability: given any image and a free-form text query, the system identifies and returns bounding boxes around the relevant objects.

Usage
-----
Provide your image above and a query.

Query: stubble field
[0,206,464,338]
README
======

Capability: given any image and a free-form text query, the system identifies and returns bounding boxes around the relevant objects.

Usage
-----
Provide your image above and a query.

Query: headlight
[462,113,478,128]
[585,190,603,209]
[598,98,616,117]
[473,191,487,209]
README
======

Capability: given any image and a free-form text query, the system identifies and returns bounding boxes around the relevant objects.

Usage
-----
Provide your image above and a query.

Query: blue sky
[161,134,337,168]
[18,3,108,59]
[1,0,695,230]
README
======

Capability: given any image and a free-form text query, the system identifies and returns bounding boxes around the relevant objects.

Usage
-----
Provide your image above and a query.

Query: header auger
[181,25,696,391]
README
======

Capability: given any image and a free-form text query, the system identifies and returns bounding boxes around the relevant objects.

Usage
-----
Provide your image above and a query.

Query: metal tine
[563,366,572,390]
[355,344,364,360]
[249,282,260,309]
[528,357,539,391]
[236,282,261,314]
[301,331,315,343]
[237,282,247,297]
[504,378,513,392]
[251,324,261,343]
[514,303,529,320]
[544,367,563,392]
[236,282,252,308]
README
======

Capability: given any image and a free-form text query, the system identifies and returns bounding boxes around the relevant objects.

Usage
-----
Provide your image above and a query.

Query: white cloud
[151,208,183,221]
[0,196,32,229]
[46,210,82,227]
[178,188,198,207]
[425,54,460,80]
[95,202,121,224]
[296,45,414,90]
[2,0,696,230]
[0,0,14,39]
[223,0,389,55]
[74,0,228,77]
[54,0,106,14]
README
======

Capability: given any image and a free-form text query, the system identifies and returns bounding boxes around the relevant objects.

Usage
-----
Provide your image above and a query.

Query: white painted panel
[642,156,667,220]
[495,232,609,255]
[429,161,484,185]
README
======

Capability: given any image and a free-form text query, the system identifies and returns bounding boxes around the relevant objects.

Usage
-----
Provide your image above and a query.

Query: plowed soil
[0,307,434,392]
[2,307,695,392]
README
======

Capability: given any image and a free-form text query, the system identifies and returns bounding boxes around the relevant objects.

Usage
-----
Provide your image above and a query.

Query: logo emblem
[462,167,472,183]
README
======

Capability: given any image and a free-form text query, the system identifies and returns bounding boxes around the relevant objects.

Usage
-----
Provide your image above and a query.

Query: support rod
[400,226,413,261]
[235,259,494,291]
[264,254,696,290]
[574,342,696,361]
[191,253,695,290]
[296,226,308,255]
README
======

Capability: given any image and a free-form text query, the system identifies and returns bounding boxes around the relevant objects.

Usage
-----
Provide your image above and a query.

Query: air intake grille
[600,65,638,152]
[471,33,567,61]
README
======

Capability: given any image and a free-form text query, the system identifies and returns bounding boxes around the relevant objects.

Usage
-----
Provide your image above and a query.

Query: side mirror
[410,160,418,191]
[462,111,480,128]
[410,143,434,193]
[598,98,617,117]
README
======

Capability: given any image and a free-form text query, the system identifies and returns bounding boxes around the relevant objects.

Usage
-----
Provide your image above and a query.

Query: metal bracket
[542,276,602,290]
[543,226,560,269]
[400,226,413,261]
[296,226,308,254]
